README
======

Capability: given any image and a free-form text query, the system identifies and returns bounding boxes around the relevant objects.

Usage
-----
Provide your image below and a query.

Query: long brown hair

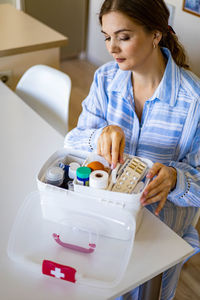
[99,0,189,69]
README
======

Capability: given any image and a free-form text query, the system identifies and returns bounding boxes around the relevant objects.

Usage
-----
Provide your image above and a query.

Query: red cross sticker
[50,267,65,279]
[42,260,77,283]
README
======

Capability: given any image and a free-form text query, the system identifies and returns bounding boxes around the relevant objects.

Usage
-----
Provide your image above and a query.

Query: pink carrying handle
[52,233,96,253]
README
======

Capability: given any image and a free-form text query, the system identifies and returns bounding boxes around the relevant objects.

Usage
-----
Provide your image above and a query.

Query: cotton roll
[89,170,109,189]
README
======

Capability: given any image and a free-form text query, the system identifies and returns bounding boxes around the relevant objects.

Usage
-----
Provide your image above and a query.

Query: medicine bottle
[45,166,64,187]
[76,166,91,186]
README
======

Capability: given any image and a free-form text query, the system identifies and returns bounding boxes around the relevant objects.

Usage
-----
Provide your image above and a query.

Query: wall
[0,0,21,9]
[167,0,200,76]
[0,0,16,5]
[86,0,200,77]
[23,0,88,60]
[86,0,111,66]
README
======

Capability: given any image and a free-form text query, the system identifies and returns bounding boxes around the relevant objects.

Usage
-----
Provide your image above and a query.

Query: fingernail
[144,190,148,196]
[155,211,159,216]
[120,158,124,164]
[146,172,152,178]
[120,155,124,164]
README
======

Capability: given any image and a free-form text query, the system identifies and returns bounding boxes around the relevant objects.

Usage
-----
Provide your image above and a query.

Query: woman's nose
[108,40,120,54]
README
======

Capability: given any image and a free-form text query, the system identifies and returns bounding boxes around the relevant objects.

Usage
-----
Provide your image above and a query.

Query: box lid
[7,191,136,288]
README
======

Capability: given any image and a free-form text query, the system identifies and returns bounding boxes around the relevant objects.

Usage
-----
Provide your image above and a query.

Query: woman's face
[101,11,157,71]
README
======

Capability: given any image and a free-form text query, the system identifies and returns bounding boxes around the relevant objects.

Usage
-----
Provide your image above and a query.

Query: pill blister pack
[111,157,148,194]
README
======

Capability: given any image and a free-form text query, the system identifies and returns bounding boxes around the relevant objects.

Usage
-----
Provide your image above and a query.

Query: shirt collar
[107,66,132,100]
[151,47,181,107]
[107,47,181,107]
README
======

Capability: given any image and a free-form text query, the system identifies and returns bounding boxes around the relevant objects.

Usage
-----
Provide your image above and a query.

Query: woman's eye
[104,35,130,42]
[119,36,130,41]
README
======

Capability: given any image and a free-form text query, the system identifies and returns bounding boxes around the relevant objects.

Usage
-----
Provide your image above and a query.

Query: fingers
[141,181,166,202]
[143,175,171,200]
[146,162,162,178]
[97,144,112,165]
[103,136,112,164]
[140,163,177,216]
[97,125,125,167]
[111,134,125,167]
[155,198,166,216]
[143,163,172,198]
[142,190,168,205]
[119,137,125,164]
[111,138,120,168]
[141,188,168,216]
[97,131,112,164]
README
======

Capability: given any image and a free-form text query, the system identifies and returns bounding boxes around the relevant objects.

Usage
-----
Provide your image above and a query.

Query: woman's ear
[153,30,162,47]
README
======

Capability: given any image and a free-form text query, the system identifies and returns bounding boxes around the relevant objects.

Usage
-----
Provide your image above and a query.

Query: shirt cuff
[88,127,104,151]
[167,162,191,204]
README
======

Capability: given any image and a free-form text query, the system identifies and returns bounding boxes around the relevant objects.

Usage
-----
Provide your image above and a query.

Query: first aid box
[7,148,153,288]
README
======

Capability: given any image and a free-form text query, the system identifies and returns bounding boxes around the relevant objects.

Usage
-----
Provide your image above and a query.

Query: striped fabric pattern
[64,48,200,300]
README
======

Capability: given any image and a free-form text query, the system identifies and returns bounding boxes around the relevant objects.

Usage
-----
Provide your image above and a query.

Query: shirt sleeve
[168,121,200,207]
[64,68,108,152]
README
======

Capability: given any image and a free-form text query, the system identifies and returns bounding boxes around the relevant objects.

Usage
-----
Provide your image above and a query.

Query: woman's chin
[117,64,133,71]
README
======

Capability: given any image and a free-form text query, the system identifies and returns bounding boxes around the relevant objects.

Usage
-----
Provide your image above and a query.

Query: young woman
[64,0,200,299]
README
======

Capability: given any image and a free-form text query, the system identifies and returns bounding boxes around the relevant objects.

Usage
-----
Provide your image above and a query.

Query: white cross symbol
[50,267,65,279]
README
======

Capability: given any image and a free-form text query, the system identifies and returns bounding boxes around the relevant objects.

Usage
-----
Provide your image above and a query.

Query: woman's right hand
[97,125,125,168]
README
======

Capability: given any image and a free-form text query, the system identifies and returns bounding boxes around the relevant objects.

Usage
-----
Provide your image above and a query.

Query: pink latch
[52,233,96,253]
[42,260,77,282]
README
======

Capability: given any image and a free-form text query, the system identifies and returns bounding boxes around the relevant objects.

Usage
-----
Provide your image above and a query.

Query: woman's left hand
[140,163,177,216]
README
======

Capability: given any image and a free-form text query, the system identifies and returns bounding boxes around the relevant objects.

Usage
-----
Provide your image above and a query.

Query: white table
[0,81,194,300]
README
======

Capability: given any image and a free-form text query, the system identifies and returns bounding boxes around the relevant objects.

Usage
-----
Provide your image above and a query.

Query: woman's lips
[116,58,126,63]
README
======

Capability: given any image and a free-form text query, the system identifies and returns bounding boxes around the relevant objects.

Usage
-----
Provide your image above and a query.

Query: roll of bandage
[69,162,80,179]
[87,161,105,171]
[89,170,109,189]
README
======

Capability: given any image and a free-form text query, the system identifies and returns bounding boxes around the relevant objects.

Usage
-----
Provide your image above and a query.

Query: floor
[60,58,200,300]
[61,58,98,131]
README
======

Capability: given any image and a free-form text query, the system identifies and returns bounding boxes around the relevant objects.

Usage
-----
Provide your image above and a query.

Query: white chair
[15,65,71,136]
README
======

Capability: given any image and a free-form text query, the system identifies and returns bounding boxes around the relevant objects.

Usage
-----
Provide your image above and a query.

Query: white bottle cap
[45,167,64,186]
[69,162,80,179]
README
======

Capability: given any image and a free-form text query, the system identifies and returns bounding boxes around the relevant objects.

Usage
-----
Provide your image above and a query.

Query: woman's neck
[132,48,167,91]
[131,48,167,122]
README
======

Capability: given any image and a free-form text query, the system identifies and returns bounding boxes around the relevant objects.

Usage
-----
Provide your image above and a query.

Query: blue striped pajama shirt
[64,47,200,299]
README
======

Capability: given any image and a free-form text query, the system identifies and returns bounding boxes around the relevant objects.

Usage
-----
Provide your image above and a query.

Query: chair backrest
[15,65,71,136]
